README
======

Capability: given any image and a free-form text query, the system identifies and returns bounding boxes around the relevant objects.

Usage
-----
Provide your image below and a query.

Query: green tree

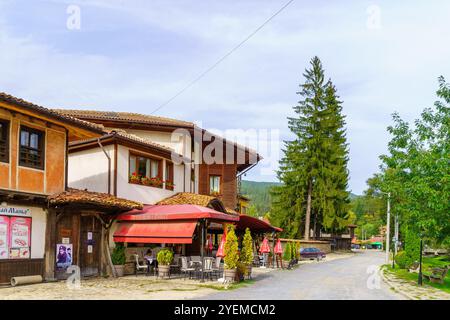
[224,225,239,270]
[270,56,351,239]
[367,76,450,247]
[240,228,254,266]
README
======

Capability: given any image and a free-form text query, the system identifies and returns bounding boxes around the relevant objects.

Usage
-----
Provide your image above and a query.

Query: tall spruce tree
[270,56,350,239]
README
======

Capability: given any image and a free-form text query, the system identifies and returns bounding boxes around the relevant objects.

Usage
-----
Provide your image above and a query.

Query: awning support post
[200,219,205,283]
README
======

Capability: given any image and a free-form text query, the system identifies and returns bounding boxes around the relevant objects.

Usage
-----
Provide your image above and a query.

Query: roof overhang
[68,132,189,162]
[0,95,105,140]
[117,204,239,223]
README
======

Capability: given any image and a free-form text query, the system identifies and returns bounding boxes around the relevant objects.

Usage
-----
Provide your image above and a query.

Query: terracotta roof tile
[48,188,143,211]
[0,92,105,133]
[53,109,194,128]
[157,192,217,207]
[157,192,238,215]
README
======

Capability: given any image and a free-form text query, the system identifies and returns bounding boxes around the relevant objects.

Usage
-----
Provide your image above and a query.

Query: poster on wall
[0,216,9,259]
[56,244,73,269]
[9,217,31,259]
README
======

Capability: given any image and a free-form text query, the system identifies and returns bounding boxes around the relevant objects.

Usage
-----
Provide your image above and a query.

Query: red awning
[117,204,239,222]
[236,214,282,233]
[113,220,197,244]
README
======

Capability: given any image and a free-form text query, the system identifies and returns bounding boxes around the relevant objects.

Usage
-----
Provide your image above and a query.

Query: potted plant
[223,225,239,282]
[150,177,163,188]
[240,227,254,279]
[129,172,141,184]
[141,176,152,186]
[294,242,301,262]
[111,243,126,277]
[291,241,298,264]
[283,242,292,269]
[165,181,175,190]
[157,249,173,278]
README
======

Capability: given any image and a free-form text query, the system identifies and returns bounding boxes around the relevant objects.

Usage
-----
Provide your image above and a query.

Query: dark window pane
[30,133,39,149]
[137,157,147,176]
[20,131,29,146]
[19,126,44,169]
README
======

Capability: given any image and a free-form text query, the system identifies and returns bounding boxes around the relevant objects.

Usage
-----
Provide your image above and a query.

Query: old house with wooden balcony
[0,93,142,283]
[53,110,261,211]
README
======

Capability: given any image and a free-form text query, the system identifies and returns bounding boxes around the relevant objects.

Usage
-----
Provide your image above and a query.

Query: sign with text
[0,216,9,259]
[9,217,31,259]
[0,206,32,217]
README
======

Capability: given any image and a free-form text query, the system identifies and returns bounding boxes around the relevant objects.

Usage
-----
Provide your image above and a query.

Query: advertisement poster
[0,216,9,259]
[9,217,31,259]
[56,243,73,269]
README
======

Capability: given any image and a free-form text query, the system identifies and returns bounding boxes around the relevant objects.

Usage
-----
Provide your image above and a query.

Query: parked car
[300,247,326,260]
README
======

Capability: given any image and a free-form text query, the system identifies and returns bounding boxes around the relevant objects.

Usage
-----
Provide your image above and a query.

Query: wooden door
[79,215,102,277]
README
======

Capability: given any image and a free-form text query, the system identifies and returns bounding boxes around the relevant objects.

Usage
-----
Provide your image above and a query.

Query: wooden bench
[423,266,449,284]
[408,262,420,273]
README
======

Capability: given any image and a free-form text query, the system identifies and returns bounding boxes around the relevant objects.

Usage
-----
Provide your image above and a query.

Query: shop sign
[0,206,32,217]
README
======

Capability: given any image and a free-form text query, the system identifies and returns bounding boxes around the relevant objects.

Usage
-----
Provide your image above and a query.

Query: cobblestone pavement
[0,276,220,300]
[197,250,405,300]
[382,267,450,300]
[0,251,409,300]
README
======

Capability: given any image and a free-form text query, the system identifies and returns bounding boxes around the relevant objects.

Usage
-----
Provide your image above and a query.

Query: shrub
[111,243,126,265]
[404,227,420,267]
[157,249,174,266]
[224,225,239,269]
[283,242,292,261]
[394,251,409,269]
[295,242,301,260]
[240,228,253,266]
[290,242,297,260]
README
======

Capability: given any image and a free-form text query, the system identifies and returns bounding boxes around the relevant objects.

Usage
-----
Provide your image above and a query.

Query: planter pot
[246,266,253,279]
[158,265,170,278]
[224,269,237,282]
[114,265,124,277]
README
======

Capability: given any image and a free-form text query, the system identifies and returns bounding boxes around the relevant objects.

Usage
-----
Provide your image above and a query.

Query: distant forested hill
[240,180,359,217]
[239,180,281,216]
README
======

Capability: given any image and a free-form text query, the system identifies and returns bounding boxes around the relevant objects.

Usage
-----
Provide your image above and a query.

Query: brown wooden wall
[0,104,66,195]
[0,259,44,284]
[199,163,237,210]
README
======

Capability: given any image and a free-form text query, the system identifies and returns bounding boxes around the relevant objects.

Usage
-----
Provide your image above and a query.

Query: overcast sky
[1,0,449,194]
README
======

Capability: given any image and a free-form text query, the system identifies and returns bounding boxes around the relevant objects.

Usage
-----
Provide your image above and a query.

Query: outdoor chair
[181,256,195,280]
[202,257,215,281]
[133,254,149,276]
[212,257,222,277]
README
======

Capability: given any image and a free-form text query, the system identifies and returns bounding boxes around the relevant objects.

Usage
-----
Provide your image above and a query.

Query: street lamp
[418,235,423,286]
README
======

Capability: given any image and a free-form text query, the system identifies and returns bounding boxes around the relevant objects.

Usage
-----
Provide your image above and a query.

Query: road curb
[380,266,415,300]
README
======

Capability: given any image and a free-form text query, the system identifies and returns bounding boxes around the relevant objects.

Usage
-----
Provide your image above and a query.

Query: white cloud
[0,0,449,193]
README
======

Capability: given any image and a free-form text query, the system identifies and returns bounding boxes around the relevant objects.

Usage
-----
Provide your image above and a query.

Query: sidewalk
[381,266,450,300]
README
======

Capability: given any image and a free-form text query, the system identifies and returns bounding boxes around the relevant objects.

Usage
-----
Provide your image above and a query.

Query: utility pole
[394,213,399,256]
[385,192,391,264]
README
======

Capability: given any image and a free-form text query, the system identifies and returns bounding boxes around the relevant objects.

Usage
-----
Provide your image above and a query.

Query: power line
[150,0,295,114]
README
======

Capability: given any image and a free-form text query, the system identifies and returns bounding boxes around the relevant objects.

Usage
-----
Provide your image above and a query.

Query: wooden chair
[133,254,149,276]
[181,256,195,280]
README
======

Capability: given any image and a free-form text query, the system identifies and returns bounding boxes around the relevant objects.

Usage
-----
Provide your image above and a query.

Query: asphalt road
[200,250,404,300]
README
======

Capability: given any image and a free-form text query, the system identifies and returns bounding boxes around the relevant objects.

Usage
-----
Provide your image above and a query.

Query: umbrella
[274,239,283,254]
[216,233,226,257]
[259,237,270,254]
[207,235,213,251]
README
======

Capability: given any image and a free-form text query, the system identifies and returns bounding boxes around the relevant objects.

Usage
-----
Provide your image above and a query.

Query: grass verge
[386,256,450,294]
